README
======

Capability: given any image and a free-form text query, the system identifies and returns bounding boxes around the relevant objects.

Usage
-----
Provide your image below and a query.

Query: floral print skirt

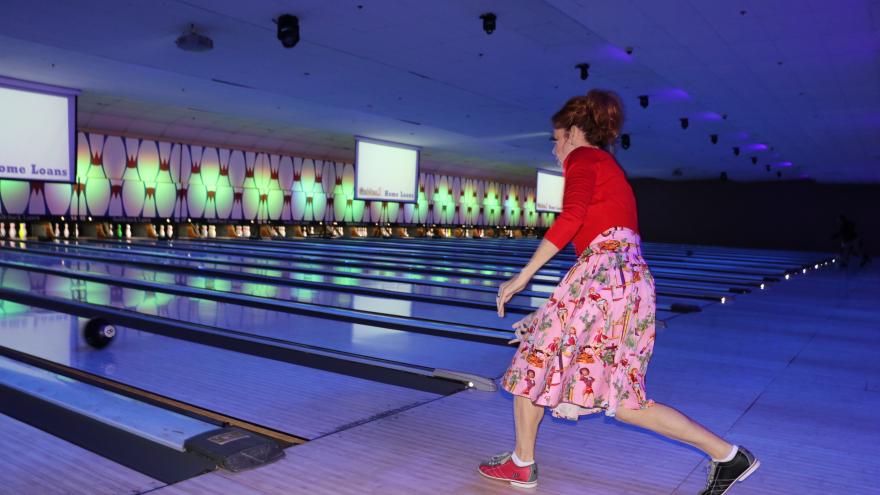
[501,227,656,419]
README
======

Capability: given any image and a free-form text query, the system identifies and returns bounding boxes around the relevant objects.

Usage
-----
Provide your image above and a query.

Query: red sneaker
[478,452,538,488]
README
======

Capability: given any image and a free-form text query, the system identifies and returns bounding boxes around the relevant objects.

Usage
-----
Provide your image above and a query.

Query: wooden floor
[0,413,162,495]
[144,263,879,494]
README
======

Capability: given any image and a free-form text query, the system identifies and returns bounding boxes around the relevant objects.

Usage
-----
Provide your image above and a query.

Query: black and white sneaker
[698,446,760,495]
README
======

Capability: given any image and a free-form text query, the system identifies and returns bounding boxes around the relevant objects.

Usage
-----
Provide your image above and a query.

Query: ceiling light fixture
[276,14,300,48]
[480,13,496,34]
[176,24,214,52]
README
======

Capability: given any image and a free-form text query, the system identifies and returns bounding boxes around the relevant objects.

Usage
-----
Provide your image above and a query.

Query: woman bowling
[478,90,760,495]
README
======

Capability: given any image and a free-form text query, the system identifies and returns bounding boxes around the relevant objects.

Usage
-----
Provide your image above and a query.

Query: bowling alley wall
[630,178,880,255]
[0,132,554,228]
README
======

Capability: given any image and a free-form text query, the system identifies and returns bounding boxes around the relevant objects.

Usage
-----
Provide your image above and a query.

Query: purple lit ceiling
[0,0,876,183]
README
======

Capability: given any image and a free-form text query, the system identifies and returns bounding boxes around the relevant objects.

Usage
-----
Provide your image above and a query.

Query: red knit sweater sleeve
[543,150,597,249]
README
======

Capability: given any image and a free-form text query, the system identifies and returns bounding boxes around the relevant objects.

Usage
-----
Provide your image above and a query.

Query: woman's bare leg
[513,395,545,462]
[614,402,732,459]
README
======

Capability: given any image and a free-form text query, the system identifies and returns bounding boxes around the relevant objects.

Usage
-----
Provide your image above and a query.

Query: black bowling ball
[84,318,116,349]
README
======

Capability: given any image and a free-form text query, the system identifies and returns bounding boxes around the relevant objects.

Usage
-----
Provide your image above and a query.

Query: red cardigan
[543,147,639,255]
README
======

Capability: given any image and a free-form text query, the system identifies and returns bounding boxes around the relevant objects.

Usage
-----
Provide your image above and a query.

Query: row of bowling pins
[153,224,175,239]
[1,222,30,240]
[0,222,82,240]
[230,225,287,238]
[192,224,215,238]
[183,224,288,239]
[102,223,131,239]
[53,223,79,239]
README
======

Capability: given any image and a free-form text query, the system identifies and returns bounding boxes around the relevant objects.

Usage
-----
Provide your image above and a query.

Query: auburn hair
[551,89,624,149]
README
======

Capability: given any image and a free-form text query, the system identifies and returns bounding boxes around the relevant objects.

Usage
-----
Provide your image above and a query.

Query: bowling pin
[209,225,216,238]
[158,224,166,238]
[74,224,79,239]
[7,222,14,239]
[63,223,70,238]
[279,226,286,237]
[244,225,251,237]
[166,225,174,238]
[200,225,208,238]
[54,223,60,238]
[117,224,123,238]
[235,225,242,238]
[0,223,5,238]
[125,224,132,239]
[19,222,27,240]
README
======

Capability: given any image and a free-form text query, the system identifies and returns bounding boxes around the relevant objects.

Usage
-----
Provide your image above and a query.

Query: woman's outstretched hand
[496,272,531,317]
[508,311,536,345]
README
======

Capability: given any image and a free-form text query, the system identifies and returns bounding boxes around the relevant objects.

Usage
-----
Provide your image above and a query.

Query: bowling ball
[84,318,116,349]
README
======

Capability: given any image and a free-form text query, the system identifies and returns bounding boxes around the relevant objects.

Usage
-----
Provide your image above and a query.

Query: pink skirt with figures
[501,227,656,418]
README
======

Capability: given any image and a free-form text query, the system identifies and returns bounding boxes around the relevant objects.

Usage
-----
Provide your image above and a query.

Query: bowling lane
[158,240,733,301]
[164,237,786,279]
[203,236,801,274]
[64,240,724,304]
[143,238,775,288]
[2,244,554,316]
[338,237,827,266]
[0,265,517,378]
[0,246,526,332]
[13,242,693,313]
[0,413,163,494]
[161,238,758,292]
[0,302,441,439]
